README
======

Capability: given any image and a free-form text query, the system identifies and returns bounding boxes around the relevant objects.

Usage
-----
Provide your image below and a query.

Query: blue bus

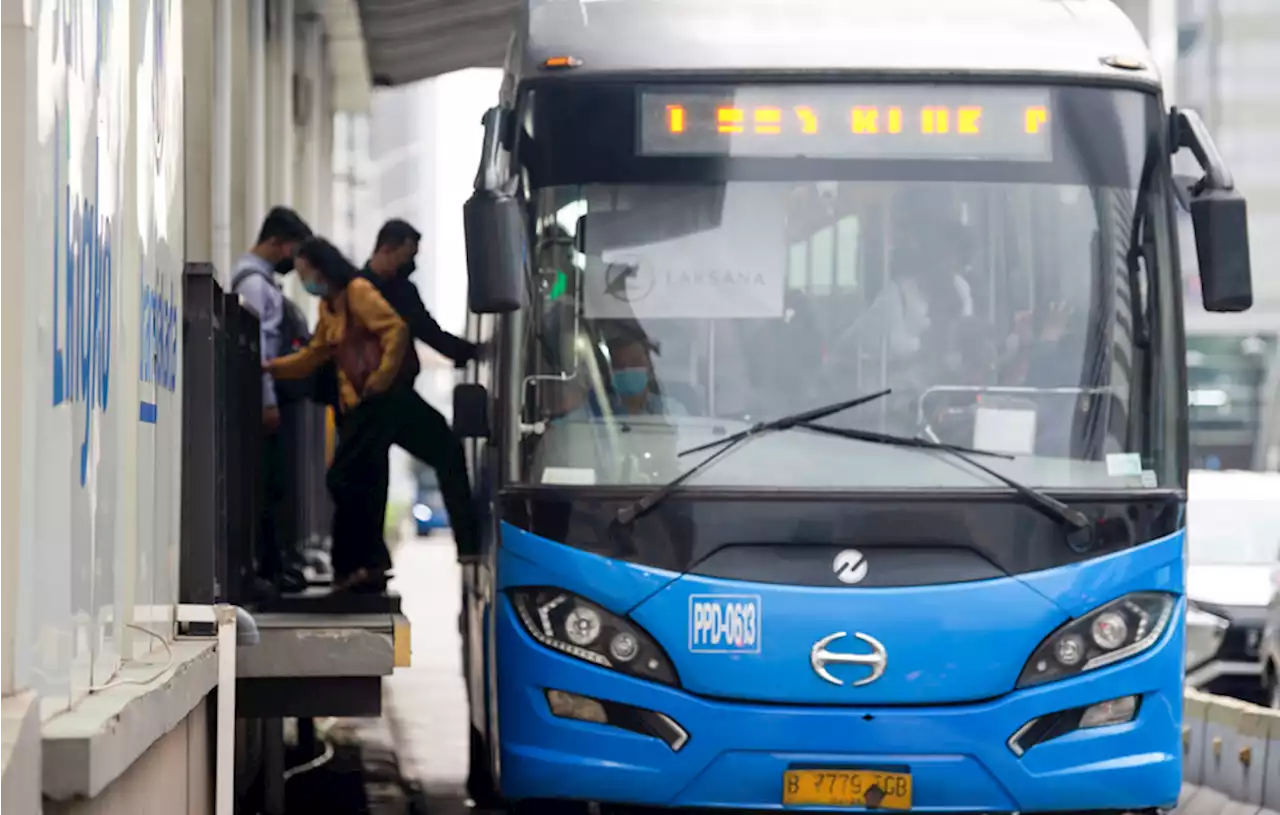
[452,1,1254,812]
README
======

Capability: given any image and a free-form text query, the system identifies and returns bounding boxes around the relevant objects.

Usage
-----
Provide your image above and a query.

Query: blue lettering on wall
[51,117,113,487]
[139,274,178,424]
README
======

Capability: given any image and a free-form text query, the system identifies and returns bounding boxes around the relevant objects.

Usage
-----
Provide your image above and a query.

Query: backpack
[230,267,316,404]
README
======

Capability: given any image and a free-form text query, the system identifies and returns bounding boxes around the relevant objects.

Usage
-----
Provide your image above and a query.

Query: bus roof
[519,0,1160,87]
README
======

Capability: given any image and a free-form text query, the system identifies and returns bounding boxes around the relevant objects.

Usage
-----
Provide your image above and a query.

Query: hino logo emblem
[832,549,868,584]
[810,632,887,686]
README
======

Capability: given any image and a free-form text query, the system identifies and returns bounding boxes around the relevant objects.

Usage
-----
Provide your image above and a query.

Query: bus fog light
[1090,612,1128,650]
[609,632,638,661]
[1055,634,1085,666]
[543,690,690,751]
[546,690,608,723]
[1079,695,1137,729]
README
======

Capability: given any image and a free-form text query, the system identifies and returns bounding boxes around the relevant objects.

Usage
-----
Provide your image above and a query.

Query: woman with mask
[605,334,686,417]
[266,237,410,592]
[548,333,685,422]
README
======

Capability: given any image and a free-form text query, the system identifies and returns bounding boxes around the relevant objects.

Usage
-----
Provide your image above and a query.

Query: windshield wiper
[1125,138,1161,350]
[614,390,892,525]
[800,423,1090,531]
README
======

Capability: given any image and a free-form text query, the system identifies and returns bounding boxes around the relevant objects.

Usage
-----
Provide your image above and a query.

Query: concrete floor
[385,532,471,802]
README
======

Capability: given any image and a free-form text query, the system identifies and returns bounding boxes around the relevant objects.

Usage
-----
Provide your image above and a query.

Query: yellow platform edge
[393,614,412,668]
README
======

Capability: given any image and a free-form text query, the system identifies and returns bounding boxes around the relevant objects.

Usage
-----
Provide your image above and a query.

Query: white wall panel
[8,0,345,719]
[16,0,183,715]
[3,0,39,700]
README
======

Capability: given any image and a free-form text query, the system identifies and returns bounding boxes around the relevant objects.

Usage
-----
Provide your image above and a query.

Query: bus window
[810,226,835,294]
[835,216,859,290]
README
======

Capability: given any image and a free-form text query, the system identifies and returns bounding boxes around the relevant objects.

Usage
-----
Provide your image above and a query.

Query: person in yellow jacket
[267,237,409,592]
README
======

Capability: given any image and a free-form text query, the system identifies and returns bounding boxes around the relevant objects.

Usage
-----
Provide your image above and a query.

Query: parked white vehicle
[1185,602,1230,676]
[1184,470,1280,703]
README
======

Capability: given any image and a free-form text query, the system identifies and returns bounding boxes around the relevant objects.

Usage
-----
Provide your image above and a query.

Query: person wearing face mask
[604,334,687,417]
[231,206,313,595]
[357,219,483,566]
[360,219,478,367]
[266,237,410,592]
[548,332,685,424]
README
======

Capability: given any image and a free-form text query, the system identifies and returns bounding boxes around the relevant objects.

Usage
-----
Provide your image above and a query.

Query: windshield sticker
[581,188,787,320]
[973,407,1036,455]
[1140,470,1158,488]
[1106,453,1143,478]
[541,467,598,485]
[689,594,761,654]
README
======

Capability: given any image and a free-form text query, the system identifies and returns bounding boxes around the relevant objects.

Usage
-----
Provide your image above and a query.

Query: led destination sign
[638,85,1053,161]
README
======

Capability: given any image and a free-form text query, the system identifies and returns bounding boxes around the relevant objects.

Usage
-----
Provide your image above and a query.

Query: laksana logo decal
[689,594,761,654]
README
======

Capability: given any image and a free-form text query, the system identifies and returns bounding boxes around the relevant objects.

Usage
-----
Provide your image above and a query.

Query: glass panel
[1186,332,1279,470]
[835,216,860,289]
[519,179,1170,491]
[514,84,1173,491]
[788,242,808,289]
[810,226,835,293]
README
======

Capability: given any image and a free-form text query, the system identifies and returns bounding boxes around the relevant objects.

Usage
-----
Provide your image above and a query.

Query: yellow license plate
[782,769,913,809]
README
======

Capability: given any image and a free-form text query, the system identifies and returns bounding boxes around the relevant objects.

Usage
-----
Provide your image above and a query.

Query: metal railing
[180,264,332,606]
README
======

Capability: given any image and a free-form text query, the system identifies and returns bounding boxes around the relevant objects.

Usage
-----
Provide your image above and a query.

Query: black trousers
[326,388,478,579]
[326,395,396,579]
[372,388,480,559]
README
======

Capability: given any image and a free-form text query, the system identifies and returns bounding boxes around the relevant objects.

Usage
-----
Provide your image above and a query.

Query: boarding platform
[232,589,411,815]
[178,264,416,813]
[238,592,409,719]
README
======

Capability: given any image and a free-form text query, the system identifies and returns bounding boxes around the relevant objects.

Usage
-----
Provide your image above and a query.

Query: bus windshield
[514,82,1181,491]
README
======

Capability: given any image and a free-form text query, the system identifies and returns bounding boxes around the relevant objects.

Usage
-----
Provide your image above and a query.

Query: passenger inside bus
[828,215,974,382]
[603,332,688,417]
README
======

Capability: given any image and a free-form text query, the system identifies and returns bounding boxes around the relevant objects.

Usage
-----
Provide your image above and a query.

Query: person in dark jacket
[361,219,482,563]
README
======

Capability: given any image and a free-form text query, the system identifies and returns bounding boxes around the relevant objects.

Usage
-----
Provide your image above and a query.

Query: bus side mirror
[1190,187,1251,313]
[464,191,524,314]
[1175,108,1253,313]
[454,383,491,439]
[465,106,524,314]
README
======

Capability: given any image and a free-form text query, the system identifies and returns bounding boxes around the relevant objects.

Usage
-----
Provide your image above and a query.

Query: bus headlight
[510,588,679,686]
[1016,592,1175,689]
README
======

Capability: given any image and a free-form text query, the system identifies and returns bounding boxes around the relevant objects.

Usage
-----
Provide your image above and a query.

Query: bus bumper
[494,595,1183,812]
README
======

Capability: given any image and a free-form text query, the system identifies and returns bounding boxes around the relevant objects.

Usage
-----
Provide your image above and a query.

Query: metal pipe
[280,0,296,206]
[214,604,239,815]
[248,0,267,228]
[1147,0,1178,103]
[306,18,325,225]
[346,113,358,259]
[1206,0,1221,135]
[213,0,234,282]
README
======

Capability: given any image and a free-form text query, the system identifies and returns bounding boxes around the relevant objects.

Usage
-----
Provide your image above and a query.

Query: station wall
[7,0,186,714]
